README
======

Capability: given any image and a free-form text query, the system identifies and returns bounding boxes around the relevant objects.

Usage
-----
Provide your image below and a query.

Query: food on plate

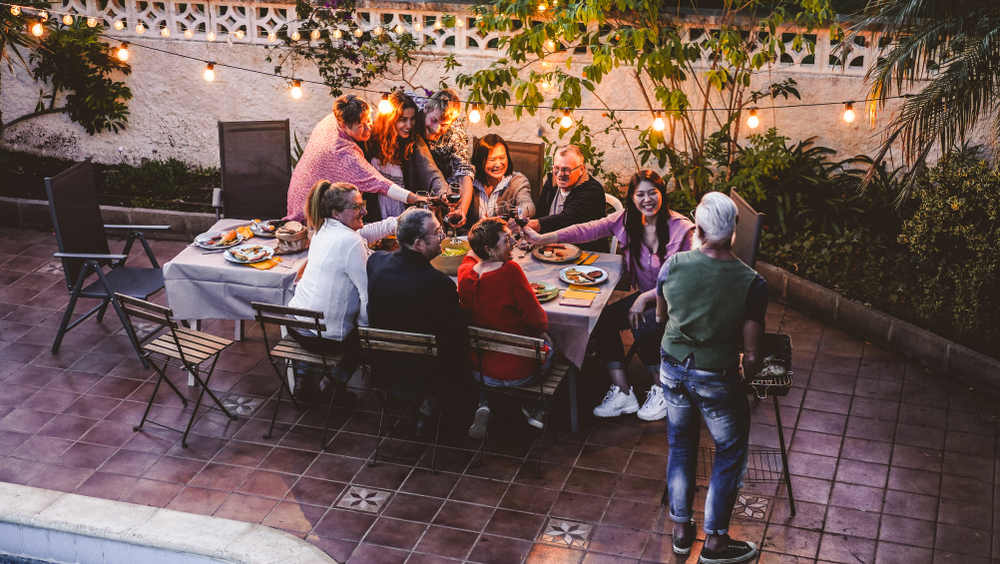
[441,240,468,257]
[277,221,304,235]
[539,244,568,259]
[253,219,279,233]
[230,245,266,262]
[530,283,547,292]
[220,230,238,244]
[236,226,254,239]
[585,270,603,280]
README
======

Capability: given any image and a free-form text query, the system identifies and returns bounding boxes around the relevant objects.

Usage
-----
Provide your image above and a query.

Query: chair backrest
[115,292,175,330]
[729,188,764,268]
[45,161,110,289]
[473,137,546,204]
[250,301,327,335]
[604,192,624,254]
[467,326,547,362]
[358,327,438,357]
[218,120,292,219]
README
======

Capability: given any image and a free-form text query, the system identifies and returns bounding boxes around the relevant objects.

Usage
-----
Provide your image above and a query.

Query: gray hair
[694,191,738,245]
[422,88,461,117]
[554,144,584,161]
[397,208,435,248]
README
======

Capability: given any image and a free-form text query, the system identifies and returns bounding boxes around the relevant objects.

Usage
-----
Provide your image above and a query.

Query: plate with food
[224,244,275,264]
[194,229,244,250]
[530,281,561,303]
[250,219,284,238]
[558,265,608,286]
[531,243,582,263]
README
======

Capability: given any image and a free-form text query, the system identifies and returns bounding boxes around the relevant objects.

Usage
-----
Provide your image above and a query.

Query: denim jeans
[661,354,749,535]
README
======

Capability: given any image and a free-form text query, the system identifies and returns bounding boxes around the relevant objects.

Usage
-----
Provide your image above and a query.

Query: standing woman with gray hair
[655,191,767,564]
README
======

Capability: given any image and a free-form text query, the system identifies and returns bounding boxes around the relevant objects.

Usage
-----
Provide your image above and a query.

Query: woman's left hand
[628,292,654,331]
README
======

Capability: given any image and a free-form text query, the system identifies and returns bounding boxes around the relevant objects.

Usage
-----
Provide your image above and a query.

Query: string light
[354,27,363,37]
[203,62,215,82]
[373,26,382,36]
[652,114,665,132]
[468,105,482,124]
[456,18,463,28]
[115,42,130,61]
[135,22,145,34]
[10,5,19,16]
[113,20,124,30]
[537,2,547,12]
[86,17,97,27]
[184,28,194,39]
[267,31,276,42]
[310,28,320,40]
[842,102,856,123]
[394,24,403,34]
[61,13,73,25]
[545,39,555,50]
[746,108,759,129]
[290,30,300,41]
[559,108,573,129]
[234,29,244,39]
[539,79,551,90]
[160,26,170,37]
[377,93,393,115]
[332,28,342,39]
[414,21,422,31]
[289,79,303,99]
[206,31,216,41]
[29,20,44,36]
[433,20,442,30]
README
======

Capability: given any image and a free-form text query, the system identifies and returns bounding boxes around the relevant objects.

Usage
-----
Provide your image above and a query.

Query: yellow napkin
[568,285,600,293]
[582,254,599,265]
[236,226,254,240]
[563,289,597,300]
[246,257,282,270]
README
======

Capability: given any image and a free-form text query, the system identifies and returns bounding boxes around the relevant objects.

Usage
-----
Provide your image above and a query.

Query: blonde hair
[304,180,358,230]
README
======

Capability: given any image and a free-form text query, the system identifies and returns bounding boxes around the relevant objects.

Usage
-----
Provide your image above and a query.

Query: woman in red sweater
[458,218,551,439]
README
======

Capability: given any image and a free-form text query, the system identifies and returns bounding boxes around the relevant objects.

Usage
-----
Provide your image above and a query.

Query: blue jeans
[661,354,749,536]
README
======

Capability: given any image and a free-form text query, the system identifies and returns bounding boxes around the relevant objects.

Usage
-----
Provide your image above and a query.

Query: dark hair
[397,208,434,248]
[370,91,419,166]
[467,217,508,260]
[623,170,671,277]
[332,94,369,127]
[305,181,358,230]
[471,134,513,186]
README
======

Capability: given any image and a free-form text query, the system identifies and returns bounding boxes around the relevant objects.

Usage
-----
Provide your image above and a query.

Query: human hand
[407,192,429,205]
[628,294,652,332]
[521,225,544,245]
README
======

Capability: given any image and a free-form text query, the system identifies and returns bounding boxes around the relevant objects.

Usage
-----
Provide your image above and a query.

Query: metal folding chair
[117,293,235,448]
[467,327,571,467]
[250,302,341,444]
[357,327,441,470]
[214,120,292,220]
[45,162,169,365]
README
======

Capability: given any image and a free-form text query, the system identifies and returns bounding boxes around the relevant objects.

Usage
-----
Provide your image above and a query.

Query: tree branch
[2,107,68,131]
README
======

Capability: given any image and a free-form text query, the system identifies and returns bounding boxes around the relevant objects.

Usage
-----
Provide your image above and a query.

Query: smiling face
[483,144,509,183]
[424,108,459,141]
[552,151,585,191]
[343,109,373,143]
[395,107,416,139]
[488,227,514,262]
[632,180,662,219]
[332,189,365,231]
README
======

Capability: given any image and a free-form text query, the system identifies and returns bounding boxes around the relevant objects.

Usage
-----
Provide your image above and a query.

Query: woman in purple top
[522,170,695,421]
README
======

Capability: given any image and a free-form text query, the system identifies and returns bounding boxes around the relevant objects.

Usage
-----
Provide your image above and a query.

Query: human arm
[410,137,449,196]
[508,173,536,218]
[628,288,659,332]
[344,238,370,327]
[655,256,673,324]
[741,276,768,378]
[333,142,420,204]
[358,217,398,244]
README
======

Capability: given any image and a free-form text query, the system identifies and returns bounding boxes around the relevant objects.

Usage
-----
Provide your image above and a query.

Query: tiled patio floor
[1,226,998,563]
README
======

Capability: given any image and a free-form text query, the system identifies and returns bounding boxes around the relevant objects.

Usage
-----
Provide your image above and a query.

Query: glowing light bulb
[332,28,342,39]
[394,24,403,34]
[290,30,300,41]
[414,21,422,31]
[456,18,464,28]
[184,28,194,38]
[652,115,665,132]
[545,39,555,50]
[559,110,573,129]
[267,31,276,42]
[373,26,382,36]
[203,62,215,82]
[746,108,759,129]
[433,20,442,30]
[115,42,129,61]
[842,102,856,123]
[310,28,320,40]
[468,107,481,124]
[289,80,303,99]
[10,6,20,16]
[62,13,73,25]
[29,21,44,36]
[113,20,124,30]
[135,22,145,34]
[38,10,47,21]
[353,27,363,37]
[378,94,393,115]
[537,2,547,12]
[234,29,244,39]
[160,26,170,37]
[206,31,216,41]
[539,79,551,90]
[87,17,97,27]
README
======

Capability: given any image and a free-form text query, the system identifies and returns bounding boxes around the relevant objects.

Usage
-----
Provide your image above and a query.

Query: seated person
[285,94,426,223]
[286,180,398,394]
[465,134,536,226]
[412,88,476,227]
[366,208,466,433]
[457,218,550,439]
[524,144,607,252]
[365,91,449,221]
[522,170,694,421]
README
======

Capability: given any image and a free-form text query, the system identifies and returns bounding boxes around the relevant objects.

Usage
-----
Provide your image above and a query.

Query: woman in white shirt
[287,180,397,387]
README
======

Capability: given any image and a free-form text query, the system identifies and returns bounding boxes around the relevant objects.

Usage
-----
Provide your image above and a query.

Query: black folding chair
[729,188,765,268]
[45,162,169,364]
[250,302,341,443]
[467,327,570,468]
[214,120,292,220]
[117,294,235,448]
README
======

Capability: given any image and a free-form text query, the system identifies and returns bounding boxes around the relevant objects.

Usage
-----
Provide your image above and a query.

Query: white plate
[530,281,561,303]
[558,265,608,286]
[250,219,283,238]
[194,230,244,250]
[224,244,274,264]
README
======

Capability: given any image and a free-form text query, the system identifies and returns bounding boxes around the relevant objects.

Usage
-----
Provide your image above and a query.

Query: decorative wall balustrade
[54,0,880,76]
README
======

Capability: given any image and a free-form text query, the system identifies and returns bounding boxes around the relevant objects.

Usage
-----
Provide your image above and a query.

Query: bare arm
[741,319,764,379]
[655,290,667,324]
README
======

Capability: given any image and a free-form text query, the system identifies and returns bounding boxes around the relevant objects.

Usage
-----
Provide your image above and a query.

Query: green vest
[660,250,758,371]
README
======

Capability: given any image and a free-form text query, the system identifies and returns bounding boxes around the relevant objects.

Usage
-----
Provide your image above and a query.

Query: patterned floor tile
[539,518,593,549]
[334,485,392,513]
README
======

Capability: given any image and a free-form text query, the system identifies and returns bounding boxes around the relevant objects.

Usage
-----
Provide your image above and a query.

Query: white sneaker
[592,385,639,418]
[637,385,668,421]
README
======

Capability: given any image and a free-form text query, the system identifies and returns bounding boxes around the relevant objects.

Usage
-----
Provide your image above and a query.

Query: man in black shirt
[526,144,608,252]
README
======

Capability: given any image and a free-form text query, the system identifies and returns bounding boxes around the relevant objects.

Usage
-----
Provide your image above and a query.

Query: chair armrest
[103,224,171,231]
[53,252,128,260]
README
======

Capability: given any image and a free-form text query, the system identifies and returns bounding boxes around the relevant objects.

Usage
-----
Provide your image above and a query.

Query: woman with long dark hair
[466,134,535,225]
[522,170,695,421]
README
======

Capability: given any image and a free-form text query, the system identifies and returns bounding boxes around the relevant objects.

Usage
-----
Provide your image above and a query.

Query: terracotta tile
[433,500,494,531]
[166,486,229,515]
[69,352,126,375]
[382,492,443,522]
[468,534,532,564]
[881,489,938,521]
[878,514,935,548]
[601,498,659,530]
[305,536,356,562]
[76,471,138,500]
[0,430,30,455]
[405,553,460,564]
[166,434,226,460]
[258,446,316,474]
[465,454,521,481]
[62,395,120,419]
[836,459,889,488]
[763,524,822,559]
[513,461,571,490]
[790,430,841,457]
[575,445,631,473]
[825,506,880,539]
[212,441,273,467]
[850,397,899,421]
[61,442,116,469]
[323,431,377,459]
[933,523,990,557]
[347,543,407,564]
[123,478,183,507]
[0,408,56,434]
[189,462,254,491]
[500,483,557,515]
[586,422,643,447]
[401,468,460,498]
[305,453,366,483]
[352,462,411,490]
[237,469,296,499]
[586,524,648,559]
[828,482,883,512]
[12,435,73,462]
[622,451,666,479]
[787,452,838,480]
[214,492,279,523]
[887,467,940,496]
[37,413,97,441]
[262,501,327,534]
[26,463,93,492]
[485,508,545,540]
[449,475,508,506]
[526,543,585,563]
[23,388,81,413]
[414,525,478,559]
[846,416,895,442]
[797,409,847,435]
[944,431,993,457]
[891,445,943,472]
[779,476,831,505]
[0,385,38,407]
[0,342,45,363]
[88,376,143,399]
[564,467,617,496]
[79,419,137,447]
[940,452,992,482]
[802,390,852,414]
[817,532,876,563]
[874,541,932,564]
[286,476,346,507]
[142,455,205,484]
[894,423,945,450]
[550,491,608,522]
[613,474,664,501]
[313,508,376,541]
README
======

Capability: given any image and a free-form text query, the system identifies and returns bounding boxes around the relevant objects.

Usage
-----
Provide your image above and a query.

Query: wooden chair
[251,302,342,444]
[45,162,169,365]
[357,327,441,470]
[604,192,624,254]
[215,120,292,220]
[117,293,235,448]
[466,327,571,465]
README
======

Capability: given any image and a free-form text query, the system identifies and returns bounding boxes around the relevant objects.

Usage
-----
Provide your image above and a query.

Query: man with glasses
[367,208,467,435]
[525,144,608,252]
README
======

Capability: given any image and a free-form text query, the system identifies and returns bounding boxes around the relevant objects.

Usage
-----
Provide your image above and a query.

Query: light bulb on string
[545,39,555,51]
[537,2,547,12]
[115,42,129,62]
[202,62,215,82]
[433,19,442,30]
[746,108,759,129]
[559,109,573,129]
[185,28,194,38]
[160,26,170,37]
[310,28,320,40]
[290,30,300,41]
[332,28,342,39]
[373,26,382,36]
[234,29,244,39]
[539,79,551,90]
[394,24,403,34]
[10,5,20,16]
[652,114,665,132]
[468,105,481,124]
[267,31,276,42]
[289,80,303,100]
[456,18,463,28]
[29,21,44,37]
[113,20,124,30]
[86,17,97,27]
[135,22,145,34]
[378,93,393,115]
[842,102,856,123]
[206,31,216,41]
[62,13,73,25]
[353,27,363,37]
[414,21,422,31]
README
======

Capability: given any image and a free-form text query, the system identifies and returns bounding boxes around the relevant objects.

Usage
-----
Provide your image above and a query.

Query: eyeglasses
[347,202,367,212]
[553,164,583,176]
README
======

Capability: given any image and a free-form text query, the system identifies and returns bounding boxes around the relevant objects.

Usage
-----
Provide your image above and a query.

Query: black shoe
[699,538,758,564]
[672,520,695,555]
[468,405,490,440]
